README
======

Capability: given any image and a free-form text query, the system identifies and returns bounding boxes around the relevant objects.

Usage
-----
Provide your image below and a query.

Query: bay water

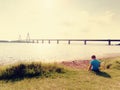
[0,42,120,65]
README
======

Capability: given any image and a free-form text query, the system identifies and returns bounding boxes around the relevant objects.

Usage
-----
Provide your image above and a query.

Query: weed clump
[106,60,120,70]
[0,63,65,80]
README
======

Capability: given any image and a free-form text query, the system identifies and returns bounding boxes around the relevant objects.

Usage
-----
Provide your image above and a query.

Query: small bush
[106,60,120,70]
[0,63,65,80]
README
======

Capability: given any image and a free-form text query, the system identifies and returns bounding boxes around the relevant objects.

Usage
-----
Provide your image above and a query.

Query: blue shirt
[90,59,100,70]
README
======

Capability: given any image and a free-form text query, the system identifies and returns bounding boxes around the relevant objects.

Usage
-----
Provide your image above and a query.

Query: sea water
[0,42,120,65]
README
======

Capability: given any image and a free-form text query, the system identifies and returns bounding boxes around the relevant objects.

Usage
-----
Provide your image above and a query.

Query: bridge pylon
[26,33,30,42]
[18,35,22,41]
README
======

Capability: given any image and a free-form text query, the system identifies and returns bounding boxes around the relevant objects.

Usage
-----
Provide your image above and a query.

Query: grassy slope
[0,57,120,90]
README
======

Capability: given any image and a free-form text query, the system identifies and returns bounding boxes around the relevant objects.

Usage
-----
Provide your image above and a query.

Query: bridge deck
[30,39,120,41]
[28,39,120,45]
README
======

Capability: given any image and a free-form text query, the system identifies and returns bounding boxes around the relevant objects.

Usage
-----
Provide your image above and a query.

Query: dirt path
[61,60,90,69]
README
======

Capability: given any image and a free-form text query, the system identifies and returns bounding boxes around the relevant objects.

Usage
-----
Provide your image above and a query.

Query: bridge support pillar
[68,40,71,44]
[48,40,50,44]
[108,40,111,45]
[42,40,44,44]
[84,40,87,45]
[57,40,59,44]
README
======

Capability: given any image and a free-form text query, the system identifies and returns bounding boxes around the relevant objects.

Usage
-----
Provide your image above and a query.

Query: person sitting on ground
[88,55,101,72]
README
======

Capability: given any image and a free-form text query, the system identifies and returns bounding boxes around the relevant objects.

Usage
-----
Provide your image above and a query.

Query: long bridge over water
[14,39,120,45]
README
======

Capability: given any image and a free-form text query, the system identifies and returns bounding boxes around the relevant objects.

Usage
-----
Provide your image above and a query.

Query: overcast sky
[0,0,120,40]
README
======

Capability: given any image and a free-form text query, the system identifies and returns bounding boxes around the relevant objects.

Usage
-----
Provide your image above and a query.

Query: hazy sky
[0,0,120,40]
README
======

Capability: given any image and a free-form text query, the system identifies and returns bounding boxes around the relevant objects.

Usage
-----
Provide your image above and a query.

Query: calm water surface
[0,43,120,65]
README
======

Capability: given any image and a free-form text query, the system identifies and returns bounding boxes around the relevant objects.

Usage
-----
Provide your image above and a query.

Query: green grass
[101,57,120,70]
[0,62,65,81]
[0,57,120,90]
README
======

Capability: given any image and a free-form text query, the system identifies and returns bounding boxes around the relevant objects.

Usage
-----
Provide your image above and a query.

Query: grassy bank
[0,57,120,90]
[0,62,65,81]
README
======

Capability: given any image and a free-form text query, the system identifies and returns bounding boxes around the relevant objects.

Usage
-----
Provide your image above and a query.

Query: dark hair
[91,55,96,59]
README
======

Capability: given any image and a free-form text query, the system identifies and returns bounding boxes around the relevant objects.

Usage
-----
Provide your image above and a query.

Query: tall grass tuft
[0,63,65,80]
[106,60,120,70]
[102,57,120,70]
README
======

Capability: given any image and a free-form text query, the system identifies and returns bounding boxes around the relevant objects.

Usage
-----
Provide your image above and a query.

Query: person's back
[88,55,101,72]
[90,59,100,72]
